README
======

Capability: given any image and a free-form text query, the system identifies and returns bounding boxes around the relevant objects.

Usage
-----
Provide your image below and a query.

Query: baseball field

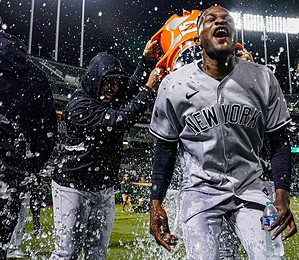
[22,198,299,259]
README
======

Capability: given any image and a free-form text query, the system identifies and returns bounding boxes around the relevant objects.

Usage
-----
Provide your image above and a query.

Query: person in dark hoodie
[0,30,57,258]
[50,40,164,259]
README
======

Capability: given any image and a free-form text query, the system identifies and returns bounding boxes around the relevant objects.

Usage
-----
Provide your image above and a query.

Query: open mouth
[105,94,114,99]
[100,94,114,102]
[213,27,230,38]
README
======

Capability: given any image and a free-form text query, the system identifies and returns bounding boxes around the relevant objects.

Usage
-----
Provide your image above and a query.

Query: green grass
[106,207,149,260]
[21,198,299,259]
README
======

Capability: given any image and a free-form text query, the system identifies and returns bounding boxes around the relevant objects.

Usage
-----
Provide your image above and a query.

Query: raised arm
[66,68,165,131]
[127,40,162,96]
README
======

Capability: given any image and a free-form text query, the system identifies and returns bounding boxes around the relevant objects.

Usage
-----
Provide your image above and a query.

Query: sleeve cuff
[140,56,156,69]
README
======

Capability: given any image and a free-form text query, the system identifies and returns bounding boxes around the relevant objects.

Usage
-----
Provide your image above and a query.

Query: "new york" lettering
[186,104,261,135]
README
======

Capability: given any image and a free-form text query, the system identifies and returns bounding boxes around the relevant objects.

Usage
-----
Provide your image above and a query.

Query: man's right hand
[150,199,178,251]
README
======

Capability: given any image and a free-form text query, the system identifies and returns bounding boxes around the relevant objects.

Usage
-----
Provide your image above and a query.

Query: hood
[80,52,129,98]
[0,31,33,75]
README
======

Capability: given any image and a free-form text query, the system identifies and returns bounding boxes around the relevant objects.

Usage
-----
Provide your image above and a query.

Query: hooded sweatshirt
[0,32,57,186]
[53,52,156,191]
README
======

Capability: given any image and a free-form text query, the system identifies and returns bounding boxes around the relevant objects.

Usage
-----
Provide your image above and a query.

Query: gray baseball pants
[50,180,115,260]
[182,195,284,260]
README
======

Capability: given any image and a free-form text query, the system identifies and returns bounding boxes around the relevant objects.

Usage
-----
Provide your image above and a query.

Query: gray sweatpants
[50,180,115,260]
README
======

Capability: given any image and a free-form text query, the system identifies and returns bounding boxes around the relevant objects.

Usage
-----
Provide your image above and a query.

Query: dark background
[1,0,298,74]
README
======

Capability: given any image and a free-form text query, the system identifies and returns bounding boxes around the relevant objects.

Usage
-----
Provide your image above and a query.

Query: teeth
[216,28,227,33]
[214,28,228,37]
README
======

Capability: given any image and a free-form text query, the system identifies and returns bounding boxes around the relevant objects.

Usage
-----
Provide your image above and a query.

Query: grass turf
[22,199,299,259]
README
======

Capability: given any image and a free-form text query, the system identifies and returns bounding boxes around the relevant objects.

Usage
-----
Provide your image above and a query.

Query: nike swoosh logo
[186,90,199,100]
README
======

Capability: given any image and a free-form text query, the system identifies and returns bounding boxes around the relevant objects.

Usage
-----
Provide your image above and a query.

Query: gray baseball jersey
[150,58,291,221]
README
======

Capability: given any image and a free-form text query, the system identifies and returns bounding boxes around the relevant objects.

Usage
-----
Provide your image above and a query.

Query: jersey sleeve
[266,70,291,133]
[149,79,180,142]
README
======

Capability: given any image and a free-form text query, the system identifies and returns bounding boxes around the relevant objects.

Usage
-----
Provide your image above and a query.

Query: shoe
[6,249,29,259]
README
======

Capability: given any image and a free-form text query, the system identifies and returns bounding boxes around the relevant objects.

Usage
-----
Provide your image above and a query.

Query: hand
[261,189,297,240]
[143,40,162,59]
[150,199,178,251]
[146,67,166,92]
[240,51,254,62]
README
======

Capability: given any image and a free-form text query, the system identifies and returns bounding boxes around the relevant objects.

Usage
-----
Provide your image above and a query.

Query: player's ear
[197,30,205,48]
[197,35,203,47]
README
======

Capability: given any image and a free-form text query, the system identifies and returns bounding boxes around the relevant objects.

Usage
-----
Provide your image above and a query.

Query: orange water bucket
[151,9,202,72]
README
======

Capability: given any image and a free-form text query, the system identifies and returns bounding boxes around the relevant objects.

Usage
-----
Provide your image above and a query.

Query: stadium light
[243,14,264,32]
[230,11,299,34]
[287,18,299,34]
[230,12,242,30]
[230,11,298,93]
[266,16,286,33]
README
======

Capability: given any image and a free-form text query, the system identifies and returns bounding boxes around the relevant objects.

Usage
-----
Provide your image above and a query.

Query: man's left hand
[263,189,297,240]
[143,40,162,59]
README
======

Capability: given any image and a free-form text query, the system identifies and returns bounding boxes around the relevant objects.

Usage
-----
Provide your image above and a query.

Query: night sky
[1,0,299,73]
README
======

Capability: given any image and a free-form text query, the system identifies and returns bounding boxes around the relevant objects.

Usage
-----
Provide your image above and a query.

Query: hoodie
[53,52,156,191]
[0,31,57,186]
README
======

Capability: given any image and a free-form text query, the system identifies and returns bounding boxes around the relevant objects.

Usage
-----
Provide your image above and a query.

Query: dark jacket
[120,179,133,194]
[0,32,57,186]
[53,52,156,191]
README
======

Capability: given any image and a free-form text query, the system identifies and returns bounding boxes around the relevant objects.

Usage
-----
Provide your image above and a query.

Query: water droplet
[116,115,123,122]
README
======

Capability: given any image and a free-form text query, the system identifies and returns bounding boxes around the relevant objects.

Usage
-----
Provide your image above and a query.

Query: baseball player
[149,5,297,260]
[121,174,134,212]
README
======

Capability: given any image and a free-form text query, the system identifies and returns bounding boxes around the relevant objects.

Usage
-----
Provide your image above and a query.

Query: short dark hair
[196,11,204,28]
[194,36,200,42]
